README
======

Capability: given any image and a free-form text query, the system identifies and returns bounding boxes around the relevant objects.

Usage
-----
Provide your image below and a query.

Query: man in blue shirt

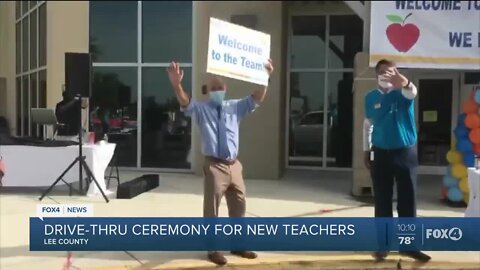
[167,60,273,266]
[363,59,430,262]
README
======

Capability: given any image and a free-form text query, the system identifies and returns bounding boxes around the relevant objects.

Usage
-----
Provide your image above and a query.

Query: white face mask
[378,75,393,90]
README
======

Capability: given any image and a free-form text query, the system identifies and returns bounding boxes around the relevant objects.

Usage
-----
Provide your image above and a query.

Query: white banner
[370,1,480,70]
[207,17,271,86]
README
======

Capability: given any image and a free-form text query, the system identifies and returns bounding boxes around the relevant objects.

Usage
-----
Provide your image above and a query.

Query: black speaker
[65,52,92,97]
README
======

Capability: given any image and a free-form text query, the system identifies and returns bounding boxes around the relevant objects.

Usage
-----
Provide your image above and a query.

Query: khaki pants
[203,157,246,217]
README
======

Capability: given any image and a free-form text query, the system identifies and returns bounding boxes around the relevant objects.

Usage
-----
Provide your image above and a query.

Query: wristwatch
[404,80,411,88]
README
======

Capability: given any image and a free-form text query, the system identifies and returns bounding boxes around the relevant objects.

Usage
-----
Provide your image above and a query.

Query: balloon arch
[443,87,480,205]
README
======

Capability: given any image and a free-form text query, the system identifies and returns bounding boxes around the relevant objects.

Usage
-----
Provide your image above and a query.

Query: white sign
[370,1,480,70]
[207,17,271,86]
[37,204,94,220]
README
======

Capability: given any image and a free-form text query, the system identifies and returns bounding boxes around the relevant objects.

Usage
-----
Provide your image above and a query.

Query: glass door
[414,74,459,175]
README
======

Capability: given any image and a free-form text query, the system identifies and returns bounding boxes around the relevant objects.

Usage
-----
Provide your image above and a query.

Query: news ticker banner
[30,217,480,251]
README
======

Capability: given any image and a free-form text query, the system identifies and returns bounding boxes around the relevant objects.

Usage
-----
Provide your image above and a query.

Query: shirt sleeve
[363,118,373,151]
[364,94,372,120]
[401,82,418,100]
[236,95,259,118]
[180,99,198,117]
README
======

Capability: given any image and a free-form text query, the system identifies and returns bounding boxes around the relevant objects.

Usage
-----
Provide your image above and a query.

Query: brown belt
[206,156,237,166]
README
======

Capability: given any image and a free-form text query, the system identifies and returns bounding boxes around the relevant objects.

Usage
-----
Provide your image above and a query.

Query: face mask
[209,90,226,104]
[378,75,393,89]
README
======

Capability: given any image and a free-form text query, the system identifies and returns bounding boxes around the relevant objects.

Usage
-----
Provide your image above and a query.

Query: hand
[383,67,408,89]
[166,62,184,86]
[363,151,371,170]
[265,59,274,76]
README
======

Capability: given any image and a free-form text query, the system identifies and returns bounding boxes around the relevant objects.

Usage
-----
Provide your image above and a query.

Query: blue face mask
[209,90,226,105]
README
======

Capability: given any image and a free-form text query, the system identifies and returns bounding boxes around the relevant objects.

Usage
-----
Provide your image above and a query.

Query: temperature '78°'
[399,236,415,245]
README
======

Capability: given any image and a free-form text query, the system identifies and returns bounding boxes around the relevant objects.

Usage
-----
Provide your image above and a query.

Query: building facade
[1,1,479,185]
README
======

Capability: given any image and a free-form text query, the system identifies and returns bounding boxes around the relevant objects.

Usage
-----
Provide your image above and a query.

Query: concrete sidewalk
[1,170,479,270]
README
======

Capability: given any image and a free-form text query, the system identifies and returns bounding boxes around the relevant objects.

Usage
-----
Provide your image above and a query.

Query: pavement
[1,170,479,270]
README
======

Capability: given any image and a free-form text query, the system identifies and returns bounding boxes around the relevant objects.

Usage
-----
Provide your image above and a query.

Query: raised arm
[166,62,190,107]
[251,59,274,104]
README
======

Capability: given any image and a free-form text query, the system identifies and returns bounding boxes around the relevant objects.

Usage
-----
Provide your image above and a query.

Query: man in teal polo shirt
[363,59,431,262]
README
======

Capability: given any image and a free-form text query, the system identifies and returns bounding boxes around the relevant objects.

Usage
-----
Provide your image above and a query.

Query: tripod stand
[39,95,109,203]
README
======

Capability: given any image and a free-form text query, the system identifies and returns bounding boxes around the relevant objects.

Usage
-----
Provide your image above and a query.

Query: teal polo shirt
[365,89,417,150]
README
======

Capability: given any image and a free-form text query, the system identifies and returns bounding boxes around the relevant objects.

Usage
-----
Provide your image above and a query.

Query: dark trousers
[371,145,418,217]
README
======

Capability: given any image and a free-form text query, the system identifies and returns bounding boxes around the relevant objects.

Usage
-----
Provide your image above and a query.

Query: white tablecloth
[0,143,116,196]
[466,168,480,217]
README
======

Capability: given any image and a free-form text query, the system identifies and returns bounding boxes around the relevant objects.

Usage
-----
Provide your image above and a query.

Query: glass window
[30,73,38,137]
[465,72,480,84]
[289,72,325,165]
[30,10,37,69]
[16,1,21,19]
[39,70,46,138]
[141,67,192,169]
[22,1,28,15]
[142,1,192,63]
[91,67,138,167]
[89,1,137,62]
[328,15,363,69]
[290,16,326,69]
[16,78,22,136]
[39,70,46,108]
[30,1,37,9]
[326,72,353,168]
[22,76,29,136]
[16,23,21,73]
[22,18,28,72]
[39,3,46,66]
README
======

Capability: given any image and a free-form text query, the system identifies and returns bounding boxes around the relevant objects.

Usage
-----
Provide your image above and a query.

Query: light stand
[39,95,109,203]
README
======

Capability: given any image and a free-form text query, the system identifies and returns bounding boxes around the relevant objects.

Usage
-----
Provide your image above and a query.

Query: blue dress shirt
[181,95,258,160]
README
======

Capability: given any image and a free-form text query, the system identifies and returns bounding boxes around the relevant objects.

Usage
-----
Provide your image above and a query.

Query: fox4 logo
[425,227,463,241]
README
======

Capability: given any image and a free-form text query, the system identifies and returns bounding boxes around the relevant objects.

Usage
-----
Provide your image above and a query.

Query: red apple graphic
[386,13,420,53]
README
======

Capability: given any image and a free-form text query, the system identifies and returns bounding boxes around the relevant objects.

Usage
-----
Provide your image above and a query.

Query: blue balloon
[443,175,458,188]
[457,139,473,153]
[446,166,453,177]
[454,126,470,139]
[447,187,464,202]
[462,151,475,167]
[475,90,480,104]
[458,114,467,127]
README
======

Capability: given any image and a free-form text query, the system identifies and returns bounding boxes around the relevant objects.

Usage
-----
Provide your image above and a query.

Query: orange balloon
[465,113,480,129]
[474,144,480,155]
[469,128,480,144]
[463,100,479,114]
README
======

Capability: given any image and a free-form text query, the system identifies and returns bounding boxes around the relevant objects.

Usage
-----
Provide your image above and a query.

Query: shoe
[208,252,227,266]
[399,251,431,262]
[372,251,389,262]
[231,251,258,259]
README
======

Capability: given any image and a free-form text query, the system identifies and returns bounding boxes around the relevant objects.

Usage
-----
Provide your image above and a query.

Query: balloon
[441,186,449,199]
[443,175,458,188]
[454,126,470,139]
[459,178,470,193]
[452,164,468,179]
[446,166,453,176]
[446,150,462,164]
[465,113,480,129]
[463,100,479,114]
[462,151,475,167]
[456,139,473,153]
[457,114,467,128]
[474,144,480,155]
[469,128,480,144]
[447,187,463,202]
[464,193,470,204]
[475,89,480,104]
